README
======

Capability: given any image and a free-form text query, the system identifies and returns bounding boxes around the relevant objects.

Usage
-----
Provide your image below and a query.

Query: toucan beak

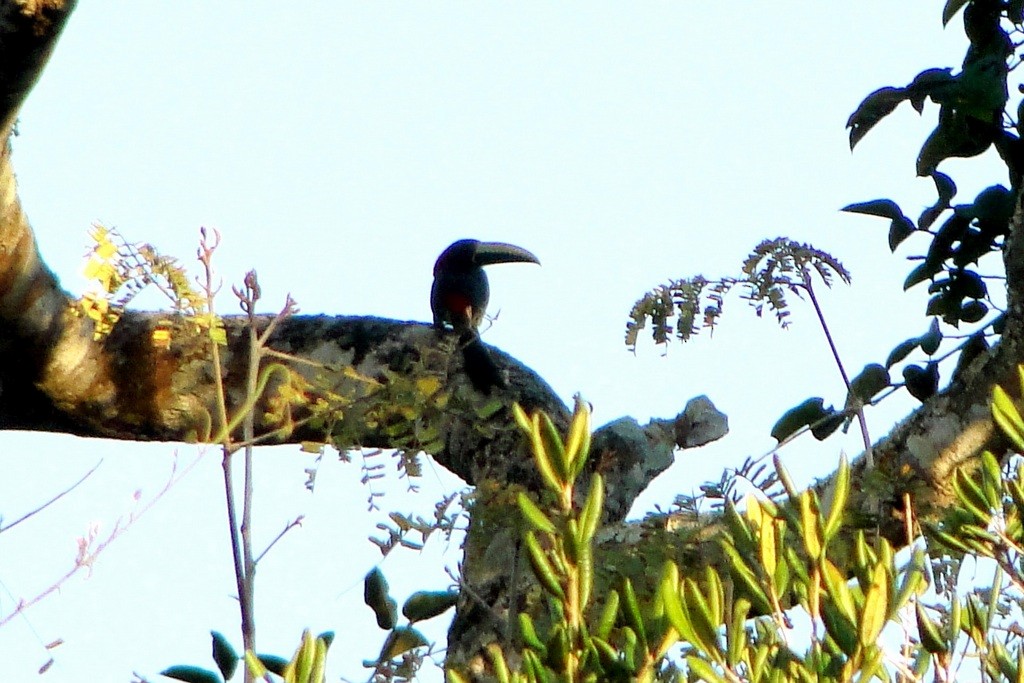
[472,242,540,267]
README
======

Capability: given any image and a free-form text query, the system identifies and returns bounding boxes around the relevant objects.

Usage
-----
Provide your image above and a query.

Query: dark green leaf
[255,655,289,676]
[402,590,459,622]
[926,293,960,323]
[771,397,828,442]
[919,171,956,230]
[932,171,957,204]
[904,363,940,402]
[907,68,958,112]
[839,199,918,251]
[847,87,908,149]
[210,632,238,681]
[378,626,429,661]
[972,184,1013,226]
[841,198,905,220]
[889,217,915,252]
[955,55,1008,118]
[920,318,942,355]
[919,204,945,231]
[916,108,994,176]
[904,261,940,290]
[960,300,988,323]
[848,364,890,404]
[364,568,398,630]
[931,213,970,260]
[810,410,845,441]
[886,338,919,368]
[317,631,335,649]
[160,666,223,683]
[952,228,995,267]
[953,269,987,300]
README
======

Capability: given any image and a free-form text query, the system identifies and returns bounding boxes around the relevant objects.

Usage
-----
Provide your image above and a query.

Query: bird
[430,239,540,393]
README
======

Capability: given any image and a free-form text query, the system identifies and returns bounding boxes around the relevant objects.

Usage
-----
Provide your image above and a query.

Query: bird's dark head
[433,239,540,275]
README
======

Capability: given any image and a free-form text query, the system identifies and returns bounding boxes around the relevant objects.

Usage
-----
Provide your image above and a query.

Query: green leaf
[160,666,223,683]
[932,171,957,204]
[823,454,849,541]
[484,643,511,683]
[210,631,238,681]
[821,600,859,657]
[962,299,987,323]
[686,655,728,683]
[621,577,648,650]
[683,577,721,655]
[980,451,1005,513]
[885,337,919,368]
[841,198,905,220]
[364,568,398,630]
[578,474,605,543]
[848,363,890,404]
[254,654,288,676]
[917,107,994,176]
[518,493,556,534]
[402,590,459,622]
[771,397,828,442]
[952,468,994,524]
[993,384,1024,450]
[244,652,269,678]
[378,626,429,661]
[539,412,569,484]
[809,410,845,441]
[846,87,908,149]
[565,395,593,477]
[524,531,565,600]
[903,363,939,402]
[919,318,942,355]
[916,602,948,654]
[316,631,335,650]
[859,563,890,645]
[904,261,940,290]
[971,184,1013,225]
[518,613,546,652]
[659,563,699,648]
[907,67,958,111]
[595,590,620,640]
[956,54,1008,117]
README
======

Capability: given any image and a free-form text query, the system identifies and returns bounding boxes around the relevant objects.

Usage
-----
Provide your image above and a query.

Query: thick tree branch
[0,0,75,137]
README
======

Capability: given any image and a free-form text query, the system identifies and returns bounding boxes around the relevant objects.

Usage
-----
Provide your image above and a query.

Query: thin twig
[199,229,253,679]
[255,516,305,565]
[0,451,204,629]
[239,270,261,663]
[0,460,101,534]
[804,277,874,467]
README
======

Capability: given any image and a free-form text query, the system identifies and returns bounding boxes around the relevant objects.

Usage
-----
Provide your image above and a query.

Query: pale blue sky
[0,3,1004,681]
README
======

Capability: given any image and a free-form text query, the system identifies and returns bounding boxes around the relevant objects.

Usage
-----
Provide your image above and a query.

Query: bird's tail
[459,331,505,394]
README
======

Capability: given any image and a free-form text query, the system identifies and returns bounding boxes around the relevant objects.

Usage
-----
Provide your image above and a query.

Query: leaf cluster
[360,565,455,681]
[160,629,335,683]
[76,224,219,342]
[625,238,849,350]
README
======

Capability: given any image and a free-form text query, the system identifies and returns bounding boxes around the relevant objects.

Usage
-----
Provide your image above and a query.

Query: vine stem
[804,277,874,468]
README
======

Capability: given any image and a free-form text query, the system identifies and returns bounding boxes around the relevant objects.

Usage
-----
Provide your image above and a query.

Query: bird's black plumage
[430,239,539,392]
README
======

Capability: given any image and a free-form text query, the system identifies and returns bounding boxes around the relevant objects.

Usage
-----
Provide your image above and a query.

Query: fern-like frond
[625,238,850,347]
